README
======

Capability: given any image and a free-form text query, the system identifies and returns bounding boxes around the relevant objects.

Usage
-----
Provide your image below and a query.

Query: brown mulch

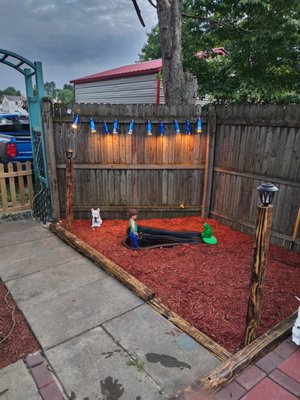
[70,216,300,353]
[0,280,40,369]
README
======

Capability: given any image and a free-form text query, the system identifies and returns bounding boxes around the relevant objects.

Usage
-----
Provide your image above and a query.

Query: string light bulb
[89,117,96,133]
[159,121,165,136]
[174,119,181,134]
[113,118,118,134]
[128,119,134,135]
[71,114,79,129]
[103,121,109,135]
[196,117,202,133]
[147,119,152,136]
[185,120,191,135]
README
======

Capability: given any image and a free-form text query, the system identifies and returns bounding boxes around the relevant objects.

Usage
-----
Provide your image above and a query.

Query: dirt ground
[70,216,300,353]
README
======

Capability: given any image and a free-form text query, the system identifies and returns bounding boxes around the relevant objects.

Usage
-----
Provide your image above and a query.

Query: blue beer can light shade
[71,114,79,129]
[113,118,118,134]
[186,120,191,135]
[174,119,181,134]
[159,121,165,136]
[128,119,134,135]
[89,117,96,133]
[103,121,109,135]
[147,119,152,136]
[196,117,202,133]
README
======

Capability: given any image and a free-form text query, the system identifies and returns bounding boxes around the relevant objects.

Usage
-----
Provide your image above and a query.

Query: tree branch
[148,0,157,8]
[181,12,253,33]
[131,0,146,27]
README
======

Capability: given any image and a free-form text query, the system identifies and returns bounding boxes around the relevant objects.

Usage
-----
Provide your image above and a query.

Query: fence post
[43,98,61,221]
[65,149,74,231]
[244,204,273,346]
[202,105,216,218]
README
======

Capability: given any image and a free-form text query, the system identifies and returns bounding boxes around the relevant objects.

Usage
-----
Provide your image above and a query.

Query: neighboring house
[70,59,164,105]
[1,95,27,114]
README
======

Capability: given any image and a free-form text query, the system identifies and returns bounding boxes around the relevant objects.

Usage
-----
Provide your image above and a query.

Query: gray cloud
[0,0,157,91]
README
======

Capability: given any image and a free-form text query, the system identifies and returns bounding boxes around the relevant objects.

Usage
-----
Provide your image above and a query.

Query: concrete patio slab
[0,360,40,400]
[0,235,82,282]
[103,304,219,396]
[21,277,143,349]
[0,220,52,247]
[7,257,108,306]
[46,326,165,400]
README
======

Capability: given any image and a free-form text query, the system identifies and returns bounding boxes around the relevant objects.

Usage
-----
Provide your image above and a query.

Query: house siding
[75,74,163,104]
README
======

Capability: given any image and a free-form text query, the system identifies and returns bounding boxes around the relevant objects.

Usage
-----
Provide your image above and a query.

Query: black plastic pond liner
[123,226,203,250]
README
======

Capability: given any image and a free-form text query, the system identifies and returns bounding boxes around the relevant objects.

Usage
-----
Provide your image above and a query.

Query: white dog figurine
[91,208,102,228]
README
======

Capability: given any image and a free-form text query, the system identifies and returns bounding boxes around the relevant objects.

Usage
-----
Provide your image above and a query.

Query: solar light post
[244,183,279,346]
[65,148,74,232]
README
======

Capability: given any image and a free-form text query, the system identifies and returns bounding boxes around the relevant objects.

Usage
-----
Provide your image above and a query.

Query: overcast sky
[0,0,158,93]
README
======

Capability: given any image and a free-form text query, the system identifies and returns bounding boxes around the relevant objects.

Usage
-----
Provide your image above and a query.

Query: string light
[89,117,96,133]
[174,119,181,134]
[113,118,118,134]
[147,119,152,136]
[71,114,79,129]
[159,121,165,136]
[196,117,202,133]
[185,120,191,135]
[103,121,109,135]
[128,119,134,135]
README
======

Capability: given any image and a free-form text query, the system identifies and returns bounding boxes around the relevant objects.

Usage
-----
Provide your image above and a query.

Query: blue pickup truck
[0,113,32,167]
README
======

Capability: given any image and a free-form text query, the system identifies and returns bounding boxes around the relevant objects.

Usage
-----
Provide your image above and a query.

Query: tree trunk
[156,0,198,105]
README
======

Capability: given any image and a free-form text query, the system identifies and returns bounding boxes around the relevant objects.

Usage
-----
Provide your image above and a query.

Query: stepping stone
[46,326,165,400]
[0,360,39,400]
[103,304,219,396]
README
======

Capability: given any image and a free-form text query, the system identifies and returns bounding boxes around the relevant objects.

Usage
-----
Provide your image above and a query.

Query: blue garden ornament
[196,117,202,133]
[113,118,118,134]
[71,114,79,129]
[159,121,165,136]
[128,119,134,135]
[147,119,152,136]
[174,119,181,134]
[103,121,109,135]
[186,120,191,135]
[89,117,96,133]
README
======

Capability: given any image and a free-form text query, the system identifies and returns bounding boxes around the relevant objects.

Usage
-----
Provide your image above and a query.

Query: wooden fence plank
[16,162,26,206]
[7,163,17,208]
[0,164,8,211]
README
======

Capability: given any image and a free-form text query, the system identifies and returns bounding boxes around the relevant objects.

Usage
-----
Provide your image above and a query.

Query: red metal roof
[70,59,162,84]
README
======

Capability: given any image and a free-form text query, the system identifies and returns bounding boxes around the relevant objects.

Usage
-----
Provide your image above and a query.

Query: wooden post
[43,98,61,221]
[65,149,74,231]
[202,105,216,218]
[244,204,273,346]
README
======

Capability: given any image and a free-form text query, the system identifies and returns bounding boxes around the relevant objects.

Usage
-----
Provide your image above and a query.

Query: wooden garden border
[50,222,297,392]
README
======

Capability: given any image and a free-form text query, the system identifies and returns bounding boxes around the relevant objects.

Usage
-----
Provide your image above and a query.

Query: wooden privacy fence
[0,162,34,214]
[45,101,300,250]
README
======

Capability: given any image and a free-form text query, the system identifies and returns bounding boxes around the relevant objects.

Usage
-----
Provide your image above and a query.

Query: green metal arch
[0,48,36,76]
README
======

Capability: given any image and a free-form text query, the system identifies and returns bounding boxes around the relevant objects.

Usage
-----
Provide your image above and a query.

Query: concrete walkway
[0,220,219,400]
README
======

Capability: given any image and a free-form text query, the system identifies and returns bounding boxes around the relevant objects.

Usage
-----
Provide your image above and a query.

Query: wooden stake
[290,206,300,251]
[65,149,73,232]
[244,205,273,346]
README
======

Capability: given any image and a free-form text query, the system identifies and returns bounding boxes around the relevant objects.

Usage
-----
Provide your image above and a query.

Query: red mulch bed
[0,280,40,368]
[70,217,300,353]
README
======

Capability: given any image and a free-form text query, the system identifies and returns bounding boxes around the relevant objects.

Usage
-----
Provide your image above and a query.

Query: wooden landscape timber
[50,222,154,301]
[149,297,232,361]
[198,310,297,393]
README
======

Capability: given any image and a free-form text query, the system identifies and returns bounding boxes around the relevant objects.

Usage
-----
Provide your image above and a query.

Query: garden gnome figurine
[292,297,300,345]
[91,208,102,228]
[201,223,217,245]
